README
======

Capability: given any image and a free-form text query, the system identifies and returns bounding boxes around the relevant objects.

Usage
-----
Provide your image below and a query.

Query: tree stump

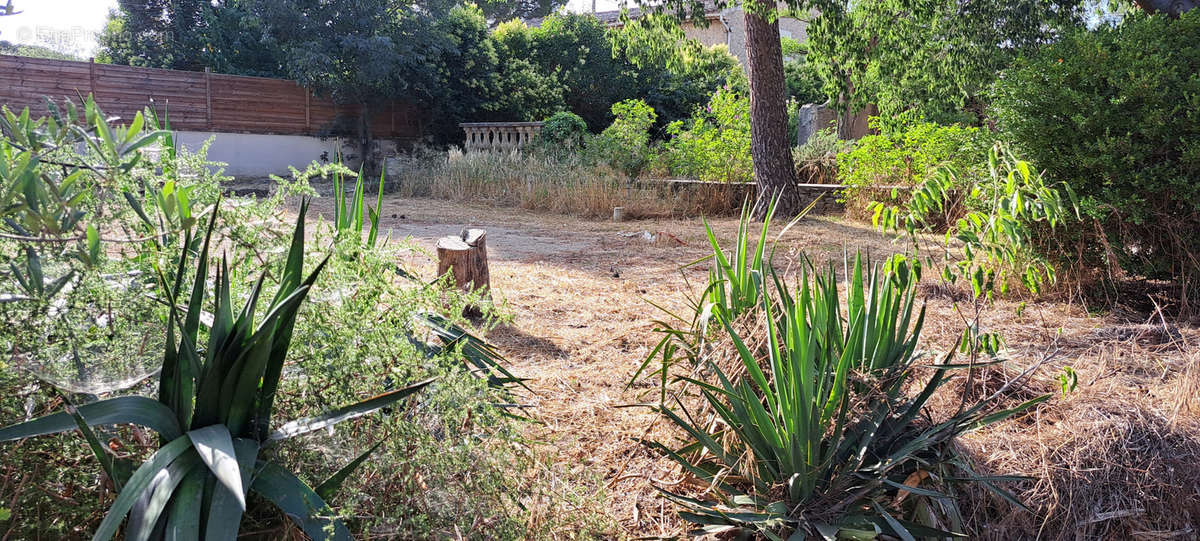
[436,228,490,316]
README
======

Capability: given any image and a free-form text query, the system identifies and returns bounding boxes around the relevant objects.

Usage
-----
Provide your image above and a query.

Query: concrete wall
[175,131,342,179]
[685,8,808,66]
[680,17,728,48]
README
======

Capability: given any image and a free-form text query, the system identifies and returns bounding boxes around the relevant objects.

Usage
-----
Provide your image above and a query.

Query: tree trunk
[836,73,855,140]
[436,228,491,294]
[744,7,800,219]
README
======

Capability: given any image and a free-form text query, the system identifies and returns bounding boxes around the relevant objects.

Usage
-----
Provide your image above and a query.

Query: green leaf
[203,438,259,541]
[163,468,203,541]
[64,402,124,491]
[86,224,100,264]
[416,313,528,391]
[0,396,184,443]
[93,436,194,541]
[125,451,201,541]
[123,111,145,145]
[187,425,245,510]
[871,501,915,541]
[251,463,351,541]
[315,441,382,501]
[268,378,434,442]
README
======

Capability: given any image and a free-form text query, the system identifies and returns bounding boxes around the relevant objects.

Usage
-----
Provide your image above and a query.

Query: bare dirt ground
[309,196,1200,539]
[339,196,904,537]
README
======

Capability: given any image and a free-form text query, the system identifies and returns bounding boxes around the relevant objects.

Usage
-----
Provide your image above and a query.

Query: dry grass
[314,194,1200,539]
[952,325,1200,541]
[386,149,742,220]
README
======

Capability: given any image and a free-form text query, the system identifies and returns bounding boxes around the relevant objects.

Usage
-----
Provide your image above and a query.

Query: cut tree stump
[437,228,490,316]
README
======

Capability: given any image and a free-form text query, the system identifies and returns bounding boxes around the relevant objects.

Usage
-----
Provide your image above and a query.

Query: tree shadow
[485,324,569,361]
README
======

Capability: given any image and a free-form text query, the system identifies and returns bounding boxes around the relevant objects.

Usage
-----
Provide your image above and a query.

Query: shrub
[586,99,657,177]
[871,143,1079,298]
[837,115,991,220]
[793,127,851,184]
[991,11,1200,303]
[536,111,588,152]
[659,88,753,183]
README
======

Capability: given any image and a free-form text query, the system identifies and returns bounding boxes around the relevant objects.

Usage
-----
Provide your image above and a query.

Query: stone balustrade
[460,122,543,152]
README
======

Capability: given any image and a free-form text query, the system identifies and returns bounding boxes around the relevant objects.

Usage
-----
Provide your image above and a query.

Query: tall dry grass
[387,149,743,219]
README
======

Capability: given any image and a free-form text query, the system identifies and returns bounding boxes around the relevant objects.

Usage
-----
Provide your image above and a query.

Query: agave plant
[648,253,1048,539]
[0,201,431,540]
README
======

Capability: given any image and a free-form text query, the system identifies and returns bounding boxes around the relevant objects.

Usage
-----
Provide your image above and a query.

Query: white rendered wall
[174,131,342,178]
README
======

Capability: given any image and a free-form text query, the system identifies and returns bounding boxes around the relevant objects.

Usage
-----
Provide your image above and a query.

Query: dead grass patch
[386,149,743,220]
[332,196,1200,539]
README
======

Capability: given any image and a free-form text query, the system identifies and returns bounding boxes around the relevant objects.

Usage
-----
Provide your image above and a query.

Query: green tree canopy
[610,12,746,133]
[529,13,641,131]
[97,0,215,71]
[0,41,81,60]
[476,0,565,23]
[804,0,1090,125]
[486,20,568,124]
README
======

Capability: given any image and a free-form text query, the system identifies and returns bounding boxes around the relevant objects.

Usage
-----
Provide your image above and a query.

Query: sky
[0,0,623,58]
[0,0,117,57]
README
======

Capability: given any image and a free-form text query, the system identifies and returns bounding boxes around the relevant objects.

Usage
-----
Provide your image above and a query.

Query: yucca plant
[631,196,805,404]
[648,253,1048,539]
[332,160,387,248]
[410,311,528,392]
[704,197,777,320]
[0,200,431,540]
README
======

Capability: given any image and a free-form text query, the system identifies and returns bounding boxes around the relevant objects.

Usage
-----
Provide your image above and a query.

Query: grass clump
[388,149,741,219]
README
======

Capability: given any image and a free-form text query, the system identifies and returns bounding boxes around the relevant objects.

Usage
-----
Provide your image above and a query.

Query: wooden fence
[0,54,422,140]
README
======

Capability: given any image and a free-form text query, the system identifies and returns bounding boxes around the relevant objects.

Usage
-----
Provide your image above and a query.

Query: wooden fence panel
[0,54,421,140]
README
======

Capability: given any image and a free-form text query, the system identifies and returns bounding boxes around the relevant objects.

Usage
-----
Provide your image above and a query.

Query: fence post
[204,68,213,131]
[88,58,96,99]
[304,87,311,133]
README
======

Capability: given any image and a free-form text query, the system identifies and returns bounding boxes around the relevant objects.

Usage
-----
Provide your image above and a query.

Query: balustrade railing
[460,122,543,152]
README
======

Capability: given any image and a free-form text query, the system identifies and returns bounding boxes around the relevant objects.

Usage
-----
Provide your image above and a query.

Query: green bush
[991,11,1200,294]
[586,99,657,177]
[659,88,753,183]
[536,111,588,152]
[871,143,1079,298]
[793,127,851,184]
[837,115,991,219]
